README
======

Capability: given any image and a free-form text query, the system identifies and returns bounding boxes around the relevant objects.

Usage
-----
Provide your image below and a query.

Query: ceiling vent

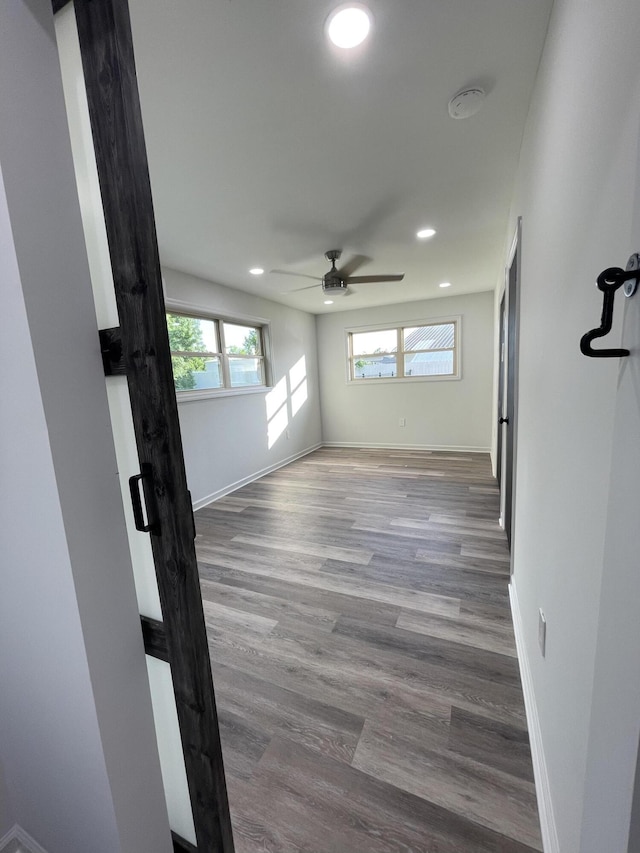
[448,87,486,119]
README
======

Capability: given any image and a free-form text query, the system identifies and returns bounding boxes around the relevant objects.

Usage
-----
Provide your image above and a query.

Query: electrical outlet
[538,609,546,657]
[399,418,406,427]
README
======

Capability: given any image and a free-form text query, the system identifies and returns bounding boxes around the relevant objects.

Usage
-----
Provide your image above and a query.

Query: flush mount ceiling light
[448,87,486,119]
[326,4,372,49]
[439,281,452,288]
[324,300,334,305]
[417,227,436,240]
[249,267,264,275]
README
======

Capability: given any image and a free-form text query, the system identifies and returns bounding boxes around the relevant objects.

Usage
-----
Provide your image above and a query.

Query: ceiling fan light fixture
[249,267,264,275]
[326,4,372,49]
[323,282,349,295]
[417,227,436,240]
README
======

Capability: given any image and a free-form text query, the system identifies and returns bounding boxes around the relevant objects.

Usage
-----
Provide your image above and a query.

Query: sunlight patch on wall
[291,379,308,416]
[267,404,289,449]
[266,376,289,448]
[265,376,287,420]
[290,356,308,417]
[265,356,309,449]
[289,355,306,390]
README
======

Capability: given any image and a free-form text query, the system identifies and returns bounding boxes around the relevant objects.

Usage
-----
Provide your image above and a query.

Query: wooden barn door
[53,1,234,850]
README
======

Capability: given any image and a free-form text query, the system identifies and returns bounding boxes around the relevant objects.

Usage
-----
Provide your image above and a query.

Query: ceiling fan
[273,250,404,297]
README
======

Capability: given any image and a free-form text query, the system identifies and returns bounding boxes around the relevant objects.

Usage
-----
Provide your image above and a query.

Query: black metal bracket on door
[99,326,126,375]
[580,254,639,357]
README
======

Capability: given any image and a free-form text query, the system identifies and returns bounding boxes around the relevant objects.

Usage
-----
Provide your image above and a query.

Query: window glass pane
[352,354,397,379]
[403,323,454,351]
[167,313,218,354]
[229,356,263,387]
[404,351,454,376]
[171,355,222,390]
[351,329,396,356]
[224,323,261,355]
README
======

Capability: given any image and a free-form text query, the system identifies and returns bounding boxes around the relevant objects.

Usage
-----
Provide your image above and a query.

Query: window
[166,310,268,395]
[348,319,459,381]
[223,322,264,388]
[350,328,398,379]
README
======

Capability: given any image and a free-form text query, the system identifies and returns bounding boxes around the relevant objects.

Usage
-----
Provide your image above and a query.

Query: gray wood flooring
[196,447,542,852]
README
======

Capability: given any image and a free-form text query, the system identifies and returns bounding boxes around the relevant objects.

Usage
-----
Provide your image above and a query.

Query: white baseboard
[321,441,491,453]
[0,826,48,853]
[509,581,560,853]
[191,443,322,510]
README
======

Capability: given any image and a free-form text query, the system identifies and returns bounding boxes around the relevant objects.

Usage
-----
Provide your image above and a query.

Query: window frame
[346,315,461,384]
[166,299,272,401]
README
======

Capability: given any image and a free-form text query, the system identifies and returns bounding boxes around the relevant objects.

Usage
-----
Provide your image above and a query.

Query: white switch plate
[399,418,406,427]
[538,609,546,657]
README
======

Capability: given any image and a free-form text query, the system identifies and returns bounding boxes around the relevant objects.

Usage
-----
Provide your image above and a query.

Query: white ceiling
[129,0,552,314]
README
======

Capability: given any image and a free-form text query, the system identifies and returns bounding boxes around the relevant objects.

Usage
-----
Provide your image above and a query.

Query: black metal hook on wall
[580,254,640,357]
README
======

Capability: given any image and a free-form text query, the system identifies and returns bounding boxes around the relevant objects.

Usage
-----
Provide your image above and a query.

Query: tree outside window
[167,313,207,390]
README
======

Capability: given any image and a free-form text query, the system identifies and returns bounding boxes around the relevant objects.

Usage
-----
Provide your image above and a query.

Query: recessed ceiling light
[249,267,264,275]
[417,228,436,239]
[439,282,452,288]
[324,300,334,305]
[326,4,372,49]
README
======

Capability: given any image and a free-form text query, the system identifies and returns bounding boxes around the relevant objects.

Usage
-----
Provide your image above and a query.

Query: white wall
[578,90,640,850]
[0,3,171,851]
[164,267,323,506]
[1,176,118,851]
[316,291,494,451]
[502,0,640,849]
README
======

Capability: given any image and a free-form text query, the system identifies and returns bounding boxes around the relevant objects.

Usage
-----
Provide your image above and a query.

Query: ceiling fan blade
[345,274,405,284]
[280,283,318,294]
[271,269,322,282]
[337,254,370,279]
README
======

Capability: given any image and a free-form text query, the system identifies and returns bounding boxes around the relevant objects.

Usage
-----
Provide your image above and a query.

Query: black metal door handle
[128,464,160,534]
[499,417,509,425]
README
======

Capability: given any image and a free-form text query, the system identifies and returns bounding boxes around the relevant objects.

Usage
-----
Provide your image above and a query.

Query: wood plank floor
[196,447,542,852]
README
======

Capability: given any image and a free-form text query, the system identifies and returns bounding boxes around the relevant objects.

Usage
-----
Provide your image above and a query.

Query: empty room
[2,1,640,853]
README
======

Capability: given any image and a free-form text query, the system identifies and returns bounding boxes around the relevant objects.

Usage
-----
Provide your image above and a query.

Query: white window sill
[176,385,270,403]
[347,374,460,386]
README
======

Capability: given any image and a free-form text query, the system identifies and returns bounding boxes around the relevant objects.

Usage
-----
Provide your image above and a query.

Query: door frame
[496,293,506,490]
[499,218,522,565]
